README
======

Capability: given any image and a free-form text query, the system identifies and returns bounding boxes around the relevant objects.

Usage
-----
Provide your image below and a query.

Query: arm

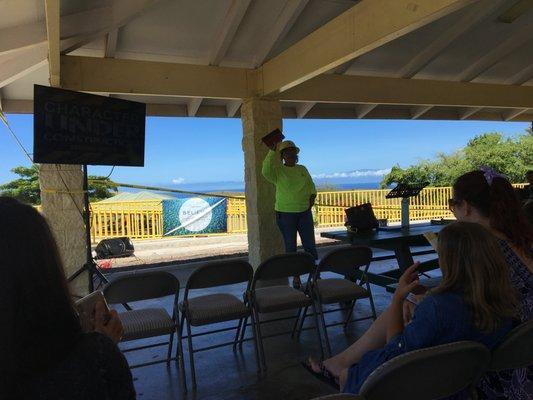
[97,334,136,400]
[262,149,281,184]
[304,167,317,210]
[387,262,420,341]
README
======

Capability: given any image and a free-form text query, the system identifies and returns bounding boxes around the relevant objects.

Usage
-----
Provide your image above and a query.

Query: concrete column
[241,98,284,268]
[39,164,88,296]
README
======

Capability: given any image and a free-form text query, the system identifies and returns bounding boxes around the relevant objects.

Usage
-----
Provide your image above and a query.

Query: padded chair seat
[180,293,249,326]
[315,278,369,304]
[119,308,175,342]
[254,285,312,313]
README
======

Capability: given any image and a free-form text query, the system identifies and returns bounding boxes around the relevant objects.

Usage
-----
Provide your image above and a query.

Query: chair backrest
[360,341,490,400]
[253,252,315,286]
[318,246,372,276]
[186,259,253,290]
[104,271,179,304]
[489,319,533,371]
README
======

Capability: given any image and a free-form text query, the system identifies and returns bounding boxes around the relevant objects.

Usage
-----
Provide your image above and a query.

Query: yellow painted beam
[260,0,476,95]
[44,0,60,87]
[60,55,260,99]
[279,74,533,109]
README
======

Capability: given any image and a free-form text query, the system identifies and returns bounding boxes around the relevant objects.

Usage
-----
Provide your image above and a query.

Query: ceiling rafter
[191,0,252,117]
[294,0,486,119]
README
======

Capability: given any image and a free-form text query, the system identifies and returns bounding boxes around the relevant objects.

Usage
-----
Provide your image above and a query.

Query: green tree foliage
[0,165,41,204]
[0,165,118,205]
[381,130,533,187]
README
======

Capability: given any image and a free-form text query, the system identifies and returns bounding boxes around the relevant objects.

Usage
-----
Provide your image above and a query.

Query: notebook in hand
[262,128,284,148]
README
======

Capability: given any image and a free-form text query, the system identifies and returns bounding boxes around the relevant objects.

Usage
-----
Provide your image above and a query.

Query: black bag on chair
[345,203,379,232]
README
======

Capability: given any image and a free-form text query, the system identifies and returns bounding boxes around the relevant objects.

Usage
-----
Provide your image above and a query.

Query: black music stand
[386,183,427,228]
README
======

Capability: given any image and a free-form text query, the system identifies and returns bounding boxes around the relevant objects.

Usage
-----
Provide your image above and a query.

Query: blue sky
[0,113,529,187]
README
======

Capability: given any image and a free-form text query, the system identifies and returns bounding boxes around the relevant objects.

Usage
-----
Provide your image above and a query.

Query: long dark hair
[453,170,532,258]
[0,197,81,380]
[434,222,517,332]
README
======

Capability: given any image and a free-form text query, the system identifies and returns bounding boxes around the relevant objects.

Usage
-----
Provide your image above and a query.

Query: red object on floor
[97,260,112,269]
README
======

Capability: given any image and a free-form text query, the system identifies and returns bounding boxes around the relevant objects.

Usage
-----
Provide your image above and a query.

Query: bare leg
[310,306,391,378]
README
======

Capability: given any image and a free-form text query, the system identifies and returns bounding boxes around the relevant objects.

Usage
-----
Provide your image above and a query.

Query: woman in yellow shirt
[262,140,318,285]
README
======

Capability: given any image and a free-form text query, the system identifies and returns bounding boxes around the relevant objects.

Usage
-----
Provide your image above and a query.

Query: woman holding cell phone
[0,197,135,400]
[305,222,517,396]
[262,133,318,287]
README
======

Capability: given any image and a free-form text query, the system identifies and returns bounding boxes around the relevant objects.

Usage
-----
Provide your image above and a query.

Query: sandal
[301,358,340,391]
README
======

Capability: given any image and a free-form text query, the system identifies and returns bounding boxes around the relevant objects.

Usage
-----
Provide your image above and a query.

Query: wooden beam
[295,102,315,119]
[60,55,258,99]
[208,0,251,65]
[458,107,482,120]
[279,74,533,109]
[498,0,533,23]
[226,100,242,117]
[0,22,47,56]
[187,98,203,117]
[503,108,529,121]
[0,44,48,88]
[260,0,475,94]
[457,23,532,82]
[61,0,165,54]
[505,64,533,85]
[411,105,432,119]
[397,0,503,78]
[253,0,309,67]
[355,104,377,118]
[45,0,60,87]
[105,29,119,58]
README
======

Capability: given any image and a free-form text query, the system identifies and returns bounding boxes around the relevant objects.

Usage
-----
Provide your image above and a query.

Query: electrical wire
[0,109,33,163]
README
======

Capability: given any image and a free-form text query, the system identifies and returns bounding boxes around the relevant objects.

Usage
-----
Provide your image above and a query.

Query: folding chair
[103,271,186,388]
[359,341,490,400]
[488,319,533,372]
[294,246,377,357]
[248,252,324,372]
[179,259,259,389]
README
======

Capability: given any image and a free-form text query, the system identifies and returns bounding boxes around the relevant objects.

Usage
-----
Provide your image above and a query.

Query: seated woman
[450,169,532,398]
[0,197,136,400]
[306,221,517,396]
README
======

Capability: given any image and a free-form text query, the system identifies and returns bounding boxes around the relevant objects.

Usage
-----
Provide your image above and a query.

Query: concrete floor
[104,244,437,400]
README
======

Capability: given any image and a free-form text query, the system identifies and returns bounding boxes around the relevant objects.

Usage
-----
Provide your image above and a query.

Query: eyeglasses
[448,198,461,212]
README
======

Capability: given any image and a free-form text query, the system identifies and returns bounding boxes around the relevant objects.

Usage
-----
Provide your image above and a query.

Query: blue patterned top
[478,240,533,399]
[343,292,513,396]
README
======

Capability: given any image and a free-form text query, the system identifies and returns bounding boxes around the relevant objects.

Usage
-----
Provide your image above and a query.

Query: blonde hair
[433,222,517,332]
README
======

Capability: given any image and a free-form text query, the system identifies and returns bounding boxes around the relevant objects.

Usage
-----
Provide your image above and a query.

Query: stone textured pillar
[39,164,88,296]
[241,98,285,268]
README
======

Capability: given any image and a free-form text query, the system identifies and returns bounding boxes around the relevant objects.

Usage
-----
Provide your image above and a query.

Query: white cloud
[172,177,185,184]
[312,168,391,179]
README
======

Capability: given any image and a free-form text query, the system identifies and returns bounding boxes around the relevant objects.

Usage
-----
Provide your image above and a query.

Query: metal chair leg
[291,308,303,338]
[185,319,197,389]
[238,316,249,349]
[343,300,356,330]
[167,331,174,362]
[296,306,308,339]
[310,301,325,359]
[249,311,262,375]
[233,318,244,351]
[367,285,378,320]
[176,323,188,394]
[253,308,267,372]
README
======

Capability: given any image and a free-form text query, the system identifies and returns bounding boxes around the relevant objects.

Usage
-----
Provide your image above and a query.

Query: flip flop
[301,359,340,391]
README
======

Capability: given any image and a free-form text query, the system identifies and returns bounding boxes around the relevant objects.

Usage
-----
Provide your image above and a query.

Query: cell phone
[74,291,110,332]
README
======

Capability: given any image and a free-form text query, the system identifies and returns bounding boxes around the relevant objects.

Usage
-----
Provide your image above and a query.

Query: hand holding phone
[75,291,110,332]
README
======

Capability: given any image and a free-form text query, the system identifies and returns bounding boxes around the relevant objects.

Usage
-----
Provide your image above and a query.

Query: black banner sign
[33,85,146,166]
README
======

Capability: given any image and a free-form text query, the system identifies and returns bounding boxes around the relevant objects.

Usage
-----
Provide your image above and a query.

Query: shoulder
[418,292,464,314]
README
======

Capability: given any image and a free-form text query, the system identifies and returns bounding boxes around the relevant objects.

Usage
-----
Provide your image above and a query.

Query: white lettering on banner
[164,198,226,236]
